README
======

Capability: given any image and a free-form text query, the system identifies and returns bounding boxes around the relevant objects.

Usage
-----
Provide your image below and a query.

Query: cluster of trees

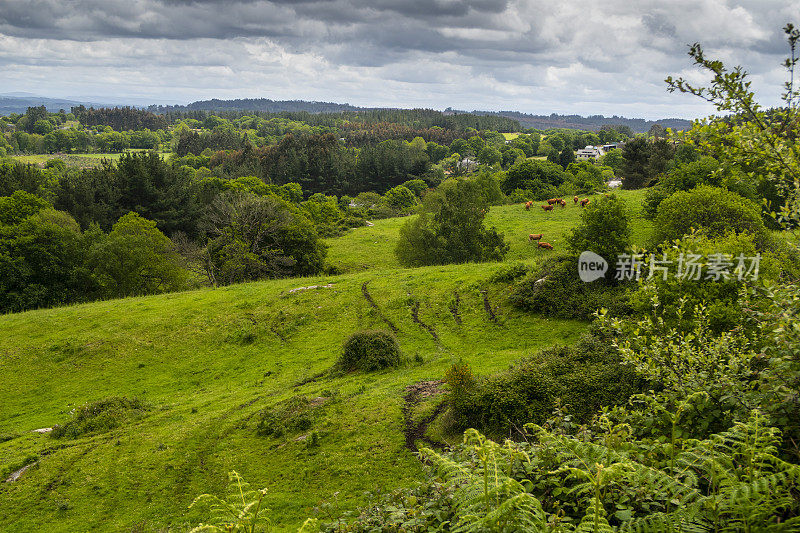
[70,106,168,131]
[0,152,343,313]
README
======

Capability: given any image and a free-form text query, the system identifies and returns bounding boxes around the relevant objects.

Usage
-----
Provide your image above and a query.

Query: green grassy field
[325,189,651,273]
[0,190,650,531]
[10,150,157,169]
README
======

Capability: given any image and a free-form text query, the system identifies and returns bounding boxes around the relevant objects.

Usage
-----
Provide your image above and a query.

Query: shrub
[339,330,401,372]
[652,185,770,249]
[487,262,530,283]
[566,193,632,267]
[509,256,632,320]
[444,360,477,407]
[641,186,672,219]
[448,334,645,437]
[255,396,315,438]
[51,397,150,439]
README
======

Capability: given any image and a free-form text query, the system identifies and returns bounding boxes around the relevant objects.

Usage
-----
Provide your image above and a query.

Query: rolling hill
[0,190,650,531]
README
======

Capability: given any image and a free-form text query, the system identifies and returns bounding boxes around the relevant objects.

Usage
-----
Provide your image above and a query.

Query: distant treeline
[148,103,522,132]
[71,106,168,131]
[472,110,692,133]
[149,98,363,114]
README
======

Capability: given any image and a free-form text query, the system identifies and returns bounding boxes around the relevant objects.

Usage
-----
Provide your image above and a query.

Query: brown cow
[537,242,554,250]
[559,199,567,207]
[528,233,543,242]
[573,196,579,204]
[580,198,590,207]
[541,204,554,212]
[547,198,559,205]
[525,201,532,211]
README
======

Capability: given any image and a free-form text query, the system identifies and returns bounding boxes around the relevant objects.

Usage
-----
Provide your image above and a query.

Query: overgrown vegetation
[339,330,402,372]
[50,397,150,439]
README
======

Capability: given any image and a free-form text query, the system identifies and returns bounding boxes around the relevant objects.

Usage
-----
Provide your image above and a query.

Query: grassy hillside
[326,189,651,273]
[0,190,649,531]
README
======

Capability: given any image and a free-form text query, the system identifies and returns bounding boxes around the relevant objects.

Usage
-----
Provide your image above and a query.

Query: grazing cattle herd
[524,195,594,252]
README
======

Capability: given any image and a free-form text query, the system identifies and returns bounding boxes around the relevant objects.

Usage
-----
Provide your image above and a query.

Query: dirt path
[401,380,446,451]
[361,281,399,333]
[410,301,439,342]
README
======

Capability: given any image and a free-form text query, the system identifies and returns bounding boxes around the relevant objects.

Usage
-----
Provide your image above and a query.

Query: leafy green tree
[557,145,576,169]
[652,185,770,249]
[566,194,632,267]
[477,146,501,166]
[0,190,50,225]
[87,212,187,298]
[401,179,428,198]
[601,147,624,174]
[665,24,800,226]
[502,159,568,194]
[620,137,651,189]
[383,185,417,211]
[0,208,95,312]
[395,178,508,267]
[203,192,326,285]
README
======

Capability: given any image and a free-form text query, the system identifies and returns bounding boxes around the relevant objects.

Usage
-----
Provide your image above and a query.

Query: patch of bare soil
[401,380,446,451]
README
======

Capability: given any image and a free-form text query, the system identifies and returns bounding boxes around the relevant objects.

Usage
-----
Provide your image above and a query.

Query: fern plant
[189,471,272,533]
[404,413,800,532]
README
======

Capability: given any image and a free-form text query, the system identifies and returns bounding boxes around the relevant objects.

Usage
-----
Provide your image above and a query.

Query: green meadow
[10,150,157,169]
[0,190,649,531]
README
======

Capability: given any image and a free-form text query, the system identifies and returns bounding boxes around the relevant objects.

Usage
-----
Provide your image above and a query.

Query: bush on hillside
[255,395,317,438]
[447,334,646,436]
[652,185,770,249]
[509,256,632,320]
[339,330,401,372]
[566,193,632,267]
[394,178,508,267]
[51,397,150,439]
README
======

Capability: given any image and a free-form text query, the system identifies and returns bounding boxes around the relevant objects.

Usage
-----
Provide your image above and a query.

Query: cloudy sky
[0,0,797,119]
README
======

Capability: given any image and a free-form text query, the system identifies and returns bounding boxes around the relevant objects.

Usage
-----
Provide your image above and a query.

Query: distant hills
[0,94,109,115]
[467,110,692,133]
[3,94,693,133]
[148,98,365,114]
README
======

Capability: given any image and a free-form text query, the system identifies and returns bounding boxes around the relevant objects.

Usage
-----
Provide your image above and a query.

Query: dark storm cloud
[0,0,797,118]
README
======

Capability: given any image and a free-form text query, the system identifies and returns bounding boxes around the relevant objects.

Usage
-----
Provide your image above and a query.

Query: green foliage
[51,397,150,439]
[448,333,644,436]
[395,178,508,267]
[621,137,676,190]
[566,194,632,266]
[382,185,417,211]
[0,207,97,313]
[651,185,770,249]
[203,192,327,285]
[339,414,800,531]
[487,262,530,283]
[188,471,272,532]
[628,229,781,333]
[666,25,800,228]
[0,190,50,225]
[87,212,187,298]
[510,256,633,320]
[339,330,401,372]
[502,158,568,195]
[255,396,317,438]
